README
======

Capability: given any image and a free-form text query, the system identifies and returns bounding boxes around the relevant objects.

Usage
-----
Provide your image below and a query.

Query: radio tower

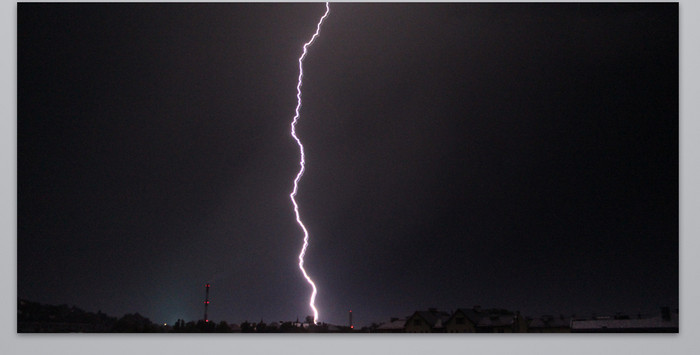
[204,283,210,323]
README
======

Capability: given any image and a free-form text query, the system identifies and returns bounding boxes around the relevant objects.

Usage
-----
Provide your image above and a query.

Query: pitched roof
[449,308,487,325]
[410,310,451,329]
[529,315,571,329]
[477,314,515,328]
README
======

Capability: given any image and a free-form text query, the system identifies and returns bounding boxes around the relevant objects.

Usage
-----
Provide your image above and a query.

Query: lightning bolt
[289,2,330,325]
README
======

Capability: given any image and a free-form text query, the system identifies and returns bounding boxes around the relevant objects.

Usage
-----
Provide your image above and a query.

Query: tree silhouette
[256,320,267,333]
[216,321,232,333]
[111,313,157,333]
[240,320,253,333]
[184,321,198,332]
[279,321,304,333]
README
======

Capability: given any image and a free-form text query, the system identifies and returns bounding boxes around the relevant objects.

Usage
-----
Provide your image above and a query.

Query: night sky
[18,3,678,328]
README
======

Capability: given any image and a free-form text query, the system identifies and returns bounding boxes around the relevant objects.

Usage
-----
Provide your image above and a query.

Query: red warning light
[350,325,354,329]
[205,319,209,323]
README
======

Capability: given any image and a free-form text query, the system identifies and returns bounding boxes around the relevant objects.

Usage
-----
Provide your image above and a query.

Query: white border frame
[5,1,697,354]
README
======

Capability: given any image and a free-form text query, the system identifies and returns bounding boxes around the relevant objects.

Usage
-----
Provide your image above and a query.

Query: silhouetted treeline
[18,299,118,332]
[18,299,173,333]
[17,299,677,333]
[168,318,353,333]
[17,299,354,333]
[111,312,161,333]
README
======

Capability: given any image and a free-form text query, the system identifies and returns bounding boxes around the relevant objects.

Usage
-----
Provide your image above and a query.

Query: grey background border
[3,1,697,354]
